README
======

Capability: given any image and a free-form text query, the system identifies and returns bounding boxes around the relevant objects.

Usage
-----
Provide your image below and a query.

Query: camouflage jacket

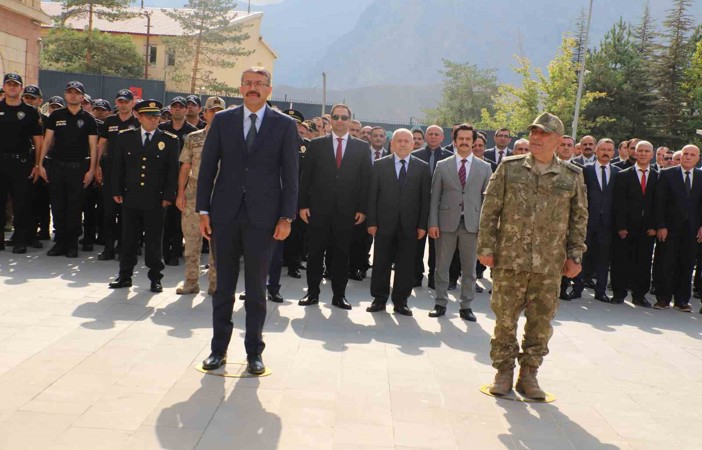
[477,153,588,276]
[180,127,208,181]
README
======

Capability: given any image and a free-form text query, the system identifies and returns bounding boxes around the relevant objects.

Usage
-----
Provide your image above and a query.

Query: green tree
[41,28,143,77]
[682,37,702,144]
[423,60,498,126]
[163,0,252,93]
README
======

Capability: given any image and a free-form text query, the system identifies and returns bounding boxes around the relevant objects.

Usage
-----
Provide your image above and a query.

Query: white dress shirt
[394,154,410,178]
[455,152,474,176]
[331,131,349,159]
[635,164,650,186]
[243,104,266,138]
[141,127,154,145]
[371,147,386,165]
[680,166,694,185]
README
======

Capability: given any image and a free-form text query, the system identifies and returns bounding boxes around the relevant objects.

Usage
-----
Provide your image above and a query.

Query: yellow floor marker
[479,384,556,403]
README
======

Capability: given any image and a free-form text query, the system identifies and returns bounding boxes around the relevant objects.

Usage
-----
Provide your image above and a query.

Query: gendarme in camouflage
[477,153,588,276]
[180,128,208,181]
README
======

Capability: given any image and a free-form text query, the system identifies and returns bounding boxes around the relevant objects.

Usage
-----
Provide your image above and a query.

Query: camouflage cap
[527,112,564,136]
[204,96,226,110]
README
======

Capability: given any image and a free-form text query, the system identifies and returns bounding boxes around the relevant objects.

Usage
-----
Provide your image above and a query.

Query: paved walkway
[1,249,701,449]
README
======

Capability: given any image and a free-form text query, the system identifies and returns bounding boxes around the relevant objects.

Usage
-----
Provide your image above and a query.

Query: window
[149,46,157,65]
[167,51,176,67]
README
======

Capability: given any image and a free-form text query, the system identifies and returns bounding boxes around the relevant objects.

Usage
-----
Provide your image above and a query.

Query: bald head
[425,125,444,149]
[680,144,701,171]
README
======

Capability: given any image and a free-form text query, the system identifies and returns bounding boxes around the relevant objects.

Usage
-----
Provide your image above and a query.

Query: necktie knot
[249,113,257,124]
[461,158,467,165]
[400,159,406,166]
[686,171,690,176]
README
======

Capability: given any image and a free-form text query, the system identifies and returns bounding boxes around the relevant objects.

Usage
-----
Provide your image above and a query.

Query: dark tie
[246,113,257,151]
[498,150,504,164]
[459,158,467,189]
[336,138,343,169]
[398,159,407,186]
[429,150,436,175]
[375,150,381,160]
[144,132,151,147]
[685,171,691,196]
[600,165,607,190]
[640,169,646,194]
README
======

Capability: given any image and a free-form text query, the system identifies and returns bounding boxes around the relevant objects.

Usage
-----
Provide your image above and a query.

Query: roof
[40,1,261,37]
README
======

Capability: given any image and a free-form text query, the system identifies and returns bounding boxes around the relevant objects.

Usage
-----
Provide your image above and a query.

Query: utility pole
[143,10,152,79]
[322,72,327,115]
[571,0,593,141]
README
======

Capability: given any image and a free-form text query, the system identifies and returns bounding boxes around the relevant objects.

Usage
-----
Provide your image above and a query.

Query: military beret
[23,85,42,98]
[3,73,23,85]
[65,80,85,94]
[135,99,163,116]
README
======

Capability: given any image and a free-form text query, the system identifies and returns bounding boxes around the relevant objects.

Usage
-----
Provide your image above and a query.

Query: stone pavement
[1,249,701,450]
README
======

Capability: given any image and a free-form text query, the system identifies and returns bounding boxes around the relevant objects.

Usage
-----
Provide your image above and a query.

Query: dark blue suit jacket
[411,146,453,174]
[583,163,620,231]
[655,166,702,235]
[614,165,658,233]
[196,105,299,228]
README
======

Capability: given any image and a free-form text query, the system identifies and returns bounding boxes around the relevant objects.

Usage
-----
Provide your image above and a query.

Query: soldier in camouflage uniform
[175,97,225,295]
[477,113,588,399]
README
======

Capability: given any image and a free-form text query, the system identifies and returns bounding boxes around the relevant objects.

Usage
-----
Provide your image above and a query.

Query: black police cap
[135,99,163,116]
[3,73,23,85]
[23,85,42,98]
[65,80,85,94]
[185,94,201,106]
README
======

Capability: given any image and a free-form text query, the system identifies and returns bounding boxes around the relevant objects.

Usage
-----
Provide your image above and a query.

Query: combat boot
[176,280,200,295]
[515,366,546,400]
[488,368,514,396]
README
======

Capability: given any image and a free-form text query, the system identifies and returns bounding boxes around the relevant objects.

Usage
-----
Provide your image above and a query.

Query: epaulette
[162,130,178,139]
[555,158,583,174]
[501,154,528,163]
[119,128,137,134]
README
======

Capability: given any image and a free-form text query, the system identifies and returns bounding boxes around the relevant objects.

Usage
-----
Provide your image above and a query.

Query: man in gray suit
[428,124,493,321]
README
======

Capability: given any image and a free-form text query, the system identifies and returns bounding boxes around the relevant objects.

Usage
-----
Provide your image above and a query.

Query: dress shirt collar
[598,162,611,169]
[243,104,266,123]
[331,131,349,142]
[635,163,650,172]
[455,152,474,164]
[141,127,155,141]
[394,153,410,164]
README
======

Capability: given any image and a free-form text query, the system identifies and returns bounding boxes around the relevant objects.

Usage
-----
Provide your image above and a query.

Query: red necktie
[459,159,467,188]
[640,169,646,194]
[336,138,343,169]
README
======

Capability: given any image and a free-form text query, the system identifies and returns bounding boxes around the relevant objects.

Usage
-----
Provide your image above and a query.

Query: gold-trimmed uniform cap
[204,96,226,110]
[135,99,163,116]
[284,109,304,123]
[527,112,564,135]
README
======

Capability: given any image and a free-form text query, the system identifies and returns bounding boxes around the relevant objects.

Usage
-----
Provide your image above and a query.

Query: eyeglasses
[664,157,673,161]
[331,115,349,121]
[496,134,510,139]
[241,81,269,88]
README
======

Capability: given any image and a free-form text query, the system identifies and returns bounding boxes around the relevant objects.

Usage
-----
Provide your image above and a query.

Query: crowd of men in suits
[4,70,702,319]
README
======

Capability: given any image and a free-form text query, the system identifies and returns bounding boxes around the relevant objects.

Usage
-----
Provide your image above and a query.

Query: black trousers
[0,156,34,245]
[119,206,165,281]
[32,178,51,239]
[282,217,304,271]
[654,228,697,305]
[100,159,120,250]
[47,159,89,247]
[582,221,613,296]
[163,204,183,259]
[694,244,702,293]
[211,204,273,357]
[268,240,284,292]
[306,211,354,297]
[415,235,436,281]
[611,230,654,299]
[82,184,100,244]
[349,223,372,273]
[370,230,416,306]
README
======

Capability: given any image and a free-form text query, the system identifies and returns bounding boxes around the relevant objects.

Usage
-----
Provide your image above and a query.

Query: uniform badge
[158,141,165,150]
[77,119,84,128]
[17,111,25,120]
[300,146,306,153]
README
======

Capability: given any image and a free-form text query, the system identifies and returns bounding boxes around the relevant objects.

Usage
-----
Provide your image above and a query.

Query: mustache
[246,92,260,97]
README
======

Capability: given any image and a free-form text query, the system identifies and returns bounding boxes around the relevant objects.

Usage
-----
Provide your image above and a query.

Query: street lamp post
[571,0,593,141]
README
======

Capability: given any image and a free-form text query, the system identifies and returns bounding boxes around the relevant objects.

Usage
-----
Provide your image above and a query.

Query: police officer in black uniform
[0,73,43,253]
[37,81,98,258]
[283,109,309,278]
[108,100,179,293]
[21,84,48,248]
[81,93,102,252]
[96,89,139,261]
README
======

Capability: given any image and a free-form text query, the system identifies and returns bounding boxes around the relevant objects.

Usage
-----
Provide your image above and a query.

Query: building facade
[0,0,51,84]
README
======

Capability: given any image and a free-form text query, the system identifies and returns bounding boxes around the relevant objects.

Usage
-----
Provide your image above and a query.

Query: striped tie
[459,158,467,188]
[246,113,257,151]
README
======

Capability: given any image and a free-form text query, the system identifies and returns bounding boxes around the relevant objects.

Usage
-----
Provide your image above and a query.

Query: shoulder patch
[119,128,137,134]
[162,130,178,139]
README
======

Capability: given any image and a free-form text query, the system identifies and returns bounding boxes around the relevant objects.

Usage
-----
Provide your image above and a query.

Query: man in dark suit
[614,138,639,170]
[411,125,453,288]
[483,128,513,165]
[108,100,180,293]
[299,103,371,310]
[572,135,596,166]
[580,138,620,303]
[653,145,702,312]
[366,129,430,316]
[196,67,299,374]
[611,140,657,307]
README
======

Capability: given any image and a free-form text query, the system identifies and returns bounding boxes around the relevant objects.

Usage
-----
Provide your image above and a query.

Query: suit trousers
[654,229,697,306]
[283,218,304,271]
[582,219,613,296]
[435,223,478,309]
[163,204,183,259]
[100,158,120,250]
[119,205,165,281]
[349,223,372,274]
[369,230,416,307]
[268,240,284,292]
[47,159,89,247]
[415,235,436,281]
[306,211,354,297]
[211,203,273,357]
[611,231,654,299]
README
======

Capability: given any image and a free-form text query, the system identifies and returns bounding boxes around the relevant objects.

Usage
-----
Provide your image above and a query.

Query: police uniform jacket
[477,154,588,276]
[111,128,179,210]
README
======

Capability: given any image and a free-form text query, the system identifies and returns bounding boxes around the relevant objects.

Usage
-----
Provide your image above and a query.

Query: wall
[0,7,44,84]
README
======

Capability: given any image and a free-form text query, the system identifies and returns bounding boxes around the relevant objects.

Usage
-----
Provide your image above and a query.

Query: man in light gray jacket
[428,124,493,321]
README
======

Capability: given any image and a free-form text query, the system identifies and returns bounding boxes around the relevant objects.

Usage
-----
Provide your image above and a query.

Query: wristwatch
[279,217,293,223]
[570,256,582,264]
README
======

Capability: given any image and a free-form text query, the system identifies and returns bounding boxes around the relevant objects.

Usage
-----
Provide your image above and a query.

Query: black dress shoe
[459,308,477,322]
[202,353,227,370]
[349,270,363,281]
[583,280,596,289]
[98,250,115,261]
[632,297,652,308]
[65,247,78,258]
[429,305,447,317]
[299,294,319,306]
[448,280,457,290]
[109,277,132,289]
[366,300,386,312]
[150,281,163,293]
[82,243,93,252]
[559,291,570,301]
[475,284,484,293]
[165,256,179,266]
[568,291,582,300]
[594,293,612,303]
[287,269,301,279]
[331,296,352,310]
[239,292,247,300]
[268,291,284,303]
[393,305,413,316]
[246,355,265,375]
[47,243,66,256]
[12,245,27,254]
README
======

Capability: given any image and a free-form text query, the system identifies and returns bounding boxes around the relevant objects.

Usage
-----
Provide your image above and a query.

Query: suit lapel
[232,107,246,148]
[250,107,275,152]
[448,155,461,188]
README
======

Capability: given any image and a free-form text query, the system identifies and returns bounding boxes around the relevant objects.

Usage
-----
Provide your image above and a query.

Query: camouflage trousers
[182,181,216,287]
[490,268,560,370]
